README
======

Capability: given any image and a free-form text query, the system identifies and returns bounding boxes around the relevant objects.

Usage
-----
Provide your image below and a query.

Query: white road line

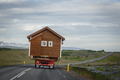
[10,68,32,80]
[57,69,59,72]
[57,68,67,78]
[63,75,66,78]
[17,72,26,78]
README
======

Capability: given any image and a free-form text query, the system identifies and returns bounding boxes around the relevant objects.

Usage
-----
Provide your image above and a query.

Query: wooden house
[27,26,65,60]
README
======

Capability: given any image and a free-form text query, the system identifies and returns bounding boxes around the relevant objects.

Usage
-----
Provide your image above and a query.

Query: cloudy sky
[0,0,120,51]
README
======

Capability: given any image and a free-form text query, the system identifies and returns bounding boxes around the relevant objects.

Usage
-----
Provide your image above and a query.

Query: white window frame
[41,41,47,46]
[48,41,53,47]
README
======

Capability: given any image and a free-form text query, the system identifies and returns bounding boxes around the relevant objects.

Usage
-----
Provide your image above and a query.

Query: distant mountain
[0,41,4,44]
[62,47,85,50]
[0,41,29,49]
[0,46,28,49]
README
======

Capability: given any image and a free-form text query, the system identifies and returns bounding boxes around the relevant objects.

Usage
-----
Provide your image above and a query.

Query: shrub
[62,51,71,56]
[77,56,79,59]
[86,55,88,57]
[65,56,67,59]
[88,64,90,66]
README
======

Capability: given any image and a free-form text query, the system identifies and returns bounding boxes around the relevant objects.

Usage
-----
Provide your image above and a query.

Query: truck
[27,26,65,68]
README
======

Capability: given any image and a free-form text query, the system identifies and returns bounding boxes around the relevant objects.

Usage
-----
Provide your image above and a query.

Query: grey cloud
[0,0,120,51]
[1,1,120,25]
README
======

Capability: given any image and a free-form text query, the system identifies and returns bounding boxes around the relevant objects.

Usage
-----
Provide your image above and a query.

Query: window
[41,41,47,46]
[49,41,53,47]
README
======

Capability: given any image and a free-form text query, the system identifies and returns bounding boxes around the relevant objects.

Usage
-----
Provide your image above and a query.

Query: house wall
[30,36,41,56]
[41,29,61,58]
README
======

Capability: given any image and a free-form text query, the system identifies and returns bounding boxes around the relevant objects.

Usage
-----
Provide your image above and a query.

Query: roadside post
[24,61,25,65]
[59,62,60,66]
[67,64,69,72]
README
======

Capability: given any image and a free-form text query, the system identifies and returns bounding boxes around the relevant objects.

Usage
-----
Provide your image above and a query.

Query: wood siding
[30,36,41,56]
[41,30,61,58]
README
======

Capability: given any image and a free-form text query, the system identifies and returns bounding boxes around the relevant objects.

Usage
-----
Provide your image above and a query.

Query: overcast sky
[0,0,120,51]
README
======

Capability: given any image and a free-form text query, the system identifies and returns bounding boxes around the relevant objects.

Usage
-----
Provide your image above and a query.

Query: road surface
[0,64,86,80]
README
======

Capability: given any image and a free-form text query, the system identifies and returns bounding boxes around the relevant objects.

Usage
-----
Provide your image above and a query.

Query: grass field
[55,59,79,65]
[0,49,34,66]
[105,52,120,62]
[79,52,120,66]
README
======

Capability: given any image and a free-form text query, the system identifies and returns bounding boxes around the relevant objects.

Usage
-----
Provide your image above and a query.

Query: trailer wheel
[39,65,41,68]
[49,66,50,69]
[53,65,54,69]
[35,64,36,68]
[35,60,36,68]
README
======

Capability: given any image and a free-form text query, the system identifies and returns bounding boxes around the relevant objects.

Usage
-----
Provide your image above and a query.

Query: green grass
[0,49,34,66]
[95,52,120,63]
[55,58,79,65]
[62,55,96,61]
[78,52,120,66]
[105,52,120,62]
[96,67,106,71]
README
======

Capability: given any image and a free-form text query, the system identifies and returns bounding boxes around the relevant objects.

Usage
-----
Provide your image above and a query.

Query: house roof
[27,26,65,41]
[29,33,42,42]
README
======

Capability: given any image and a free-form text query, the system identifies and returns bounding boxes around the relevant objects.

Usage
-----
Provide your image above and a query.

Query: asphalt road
[0,64,82,80]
